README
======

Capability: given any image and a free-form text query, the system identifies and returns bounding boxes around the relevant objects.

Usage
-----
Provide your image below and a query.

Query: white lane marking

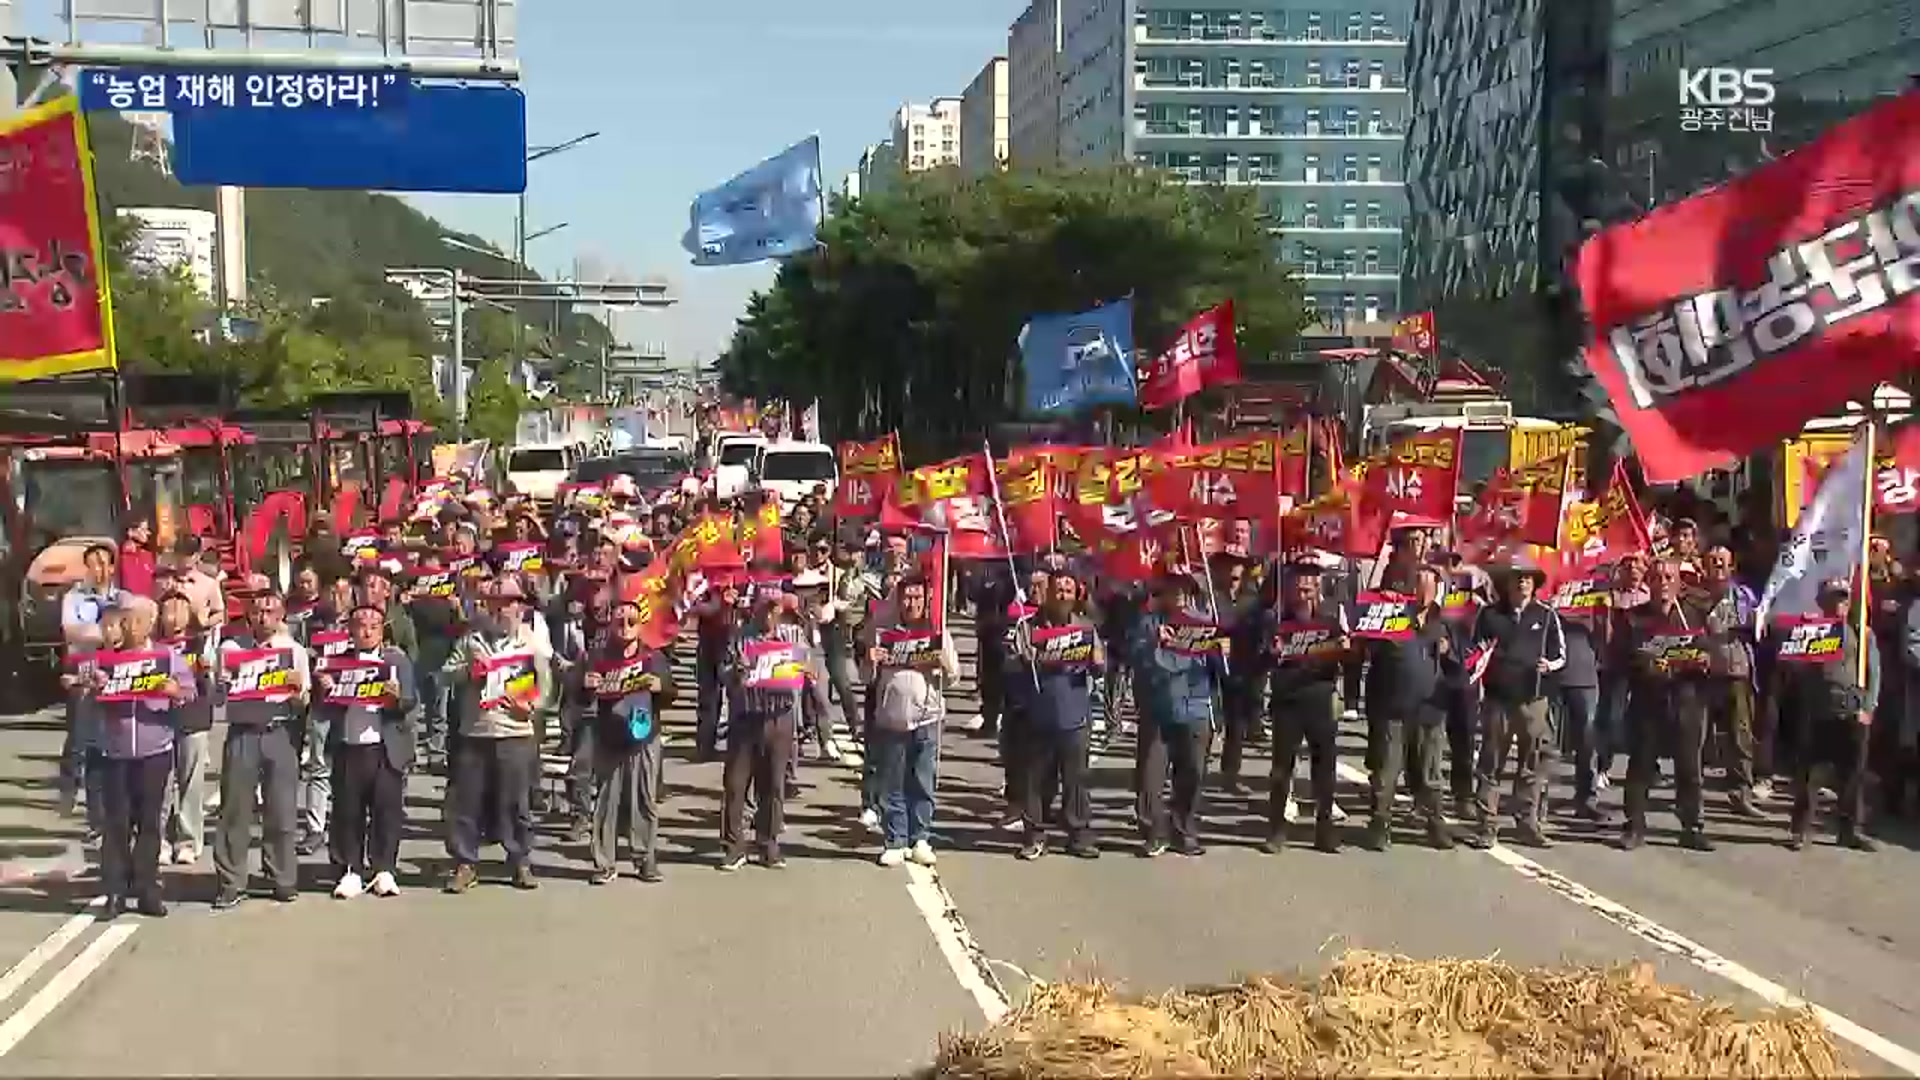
[0,899,106,1011]
[0,921,138,1059]
[904,862,1011,1025]
[1332,761,1920,1075]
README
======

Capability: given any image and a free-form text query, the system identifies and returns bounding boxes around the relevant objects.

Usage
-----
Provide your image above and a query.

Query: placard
[321,656,394,706]
[308,629,353,660]
[93,650,175,702]
[496,541,544,575]
[742,639,806,690]
[1350,592,1417,641]
[341,529,382,563]
[1441,578,1480,623]
[1550,573,1610,618]
[1774,616,1844,664]
[1161,619,1227,656]
[156,636,207,673]
[593,654,660,700]
[879,628,944,668]
[412,564,457,599]
[221,647,297,702]
[1273,623,1347,662]
[1639,627,1709,674]
[476,650,539,709]
[1032,624,1096,669]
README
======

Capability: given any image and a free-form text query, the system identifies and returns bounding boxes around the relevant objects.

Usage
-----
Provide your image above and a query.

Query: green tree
[464,357,524,445]
[719,166,1309,454]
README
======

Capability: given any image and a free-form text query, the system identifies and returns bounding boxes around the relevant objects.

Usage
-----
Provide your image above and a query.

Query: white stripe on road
[904,862,1012,1025]
[1331,761,1920,1075]
[0,921,138,1060]
[0,899,105,1011]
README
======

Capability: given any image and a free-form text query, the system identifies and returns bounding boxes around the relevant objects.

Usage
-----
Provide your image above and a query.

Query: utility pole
[0,0,18,118]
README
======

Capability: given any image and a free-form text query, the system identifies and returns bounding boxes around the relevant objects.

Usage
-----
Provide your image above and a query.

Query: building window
[1305,106,1321,133]
[1302,200,1319,227]
[1365,199,1383,227]
[1368,59,1385,87]
[1305,59,1321,86]
[1344,59,1362,87]
[1364,247,1380,273]
[1304,153,1321,180]
[1370,11,1389,40]
[1345,12,1362,41]
[1305,12,1321,40]
[1341,199,1358,226]
[1341,248,1357,273]
[1341,154,1358,181]
[1366,154,1383,181]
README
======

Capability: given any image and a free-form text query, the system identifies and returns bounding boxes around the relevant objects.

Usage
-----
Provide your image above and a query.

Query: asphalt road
[0,627,1916,1076]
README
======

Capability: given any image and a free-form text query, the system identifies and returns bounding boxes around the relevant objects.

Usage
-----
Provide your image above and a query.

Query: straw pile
[929,950,1850,1078]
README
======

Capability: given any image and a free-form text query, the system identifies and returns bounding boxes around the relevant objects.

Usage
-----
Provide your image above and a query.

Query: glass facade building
[1403,0,1918,408]
[1060,0,1416,337]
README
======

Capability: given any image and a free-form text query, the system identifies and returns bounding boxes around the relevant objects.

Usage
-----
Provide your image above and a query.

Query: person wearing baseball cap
[1785,577,1880,852]
[211,586,310,910]
[1129,571,1225,858]
[717,584,813,871]
[442,576,552,893]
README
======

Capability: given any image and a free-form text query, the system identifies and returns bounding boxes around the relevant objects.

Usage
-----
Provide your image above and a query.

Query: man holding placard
[869,576,959,868]
[441,579,551,893]
[583,600,676,884]
[1256,562,1352,853]
[1783,579,1880,853]
[719,591,811,870]
[1127,572,1226,858]
[312,605,418,900]
[1007,570,1103,861]
[213,586,310,909]
[1613,559,1715,852]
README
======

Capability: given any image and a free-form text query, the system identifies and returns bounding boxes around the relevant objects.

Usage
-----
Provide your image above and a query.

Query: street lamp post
[515,131,601,366]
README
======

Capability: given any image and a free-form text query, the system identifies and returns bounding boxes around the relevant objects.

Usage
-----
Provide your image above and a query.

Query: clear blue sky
[410,0,1025,365]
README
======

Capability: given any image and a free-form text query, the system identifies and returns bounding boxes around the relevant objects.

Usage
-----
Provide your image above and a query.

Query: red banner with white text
[0,97,116,380]
[1136,301,1242,411]
[1575,89,1920,484]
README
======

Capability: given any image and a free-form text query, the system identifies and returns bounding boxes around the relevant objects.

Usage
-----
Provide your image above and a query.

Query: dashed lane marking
[0,917,138,1060]
[903,862,1012,1025]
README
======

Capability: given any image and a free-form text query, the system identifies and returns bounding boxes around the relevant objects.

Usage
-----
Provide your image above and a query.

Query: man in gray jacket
[213,586,311,909]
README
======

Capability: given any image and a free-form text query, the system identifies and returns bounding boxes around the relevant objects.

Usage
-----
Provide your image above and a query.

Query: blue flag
[681,136,824,267]
[1019,299,1139,415]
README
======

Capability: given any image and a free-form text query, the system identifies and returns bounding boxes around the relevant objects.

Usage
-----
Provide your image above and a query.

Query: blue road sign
[80,68,409,113]
[170,84,527,194]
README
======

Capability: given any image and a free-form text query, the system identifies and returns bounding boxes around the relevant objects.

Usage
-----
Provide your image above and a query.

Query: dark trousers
[1271,694,1339,830]
[99,752,169,901]
[1374,718,1443,821]
[591,738,663,871]
[975,635,1006,731]
[1023,724,1091,844]
[1444,686,1477,802]
[821,623,865,735]
[329,743,404,878]
[695,649,724,757]
[1218,680,1259,781]
[1475,696,1554,828]
[1624,682,1709,833]
[564,706,596,824]
[1792,708,1872,832]
[214,724,300,893]
[446,735,537,867]
[1710,677,1757,793]
[722,712,795,857]
[1138,722,1210,843]
[1557,684,1603,803]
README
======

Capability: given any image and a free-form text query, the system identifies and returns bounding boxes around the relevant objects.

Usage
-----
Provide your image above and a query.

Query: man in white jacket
[867,575,959,867]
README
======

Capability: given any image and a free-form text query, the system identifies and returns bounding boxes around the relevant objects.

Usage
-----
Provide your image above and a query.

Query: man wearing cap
[1366,565,1458,851]
[441,577,552,892]
[1007,569,1103,861]
[1467,565,1566,849]
[718,588,811,870]
[1128,572,1226,857]
[1787,578,1880,852]
[1698,545,1766,818]
[1614,557,1714,851]
[213,586,310,909]
[1257,560,1351,852]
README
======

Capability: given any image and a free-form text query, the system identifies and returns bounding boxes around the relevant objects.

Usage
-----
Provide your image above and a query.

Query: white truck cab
[504,442,576,504]
[754,440,838,511]
[711,433,767,500]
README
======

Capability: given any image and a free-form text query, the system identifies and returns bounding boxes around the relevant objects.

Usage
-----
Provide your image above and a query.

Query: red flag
[834,434,900,518]
[995,452,1057,554]
[1147,433,1281,526]
[1542,461,1653,587]
[1575,89,1920,484]
[1137,302,1243,412]
[1459,450,1572,553]
[1390,311,1437,356]
[1353,428,1462,529]
[737,500,784,565]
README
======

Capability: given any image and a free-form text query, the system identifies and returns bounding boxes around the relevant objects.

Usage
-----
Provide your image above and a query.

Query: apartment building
[961,56,1012,175]
[1058,0,1414,335]
[891,98,964,174]
[1009,0,1066,168]
[856,140,901,198]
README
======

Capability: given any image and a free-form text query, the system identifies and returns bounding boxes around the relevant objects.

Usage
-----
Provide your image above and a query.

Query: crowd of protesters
[50,454,1913,919]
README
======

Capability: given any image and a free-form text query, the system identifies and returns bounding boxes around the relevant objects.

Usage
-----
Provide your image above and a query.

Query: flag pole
[1857,419,1876,688]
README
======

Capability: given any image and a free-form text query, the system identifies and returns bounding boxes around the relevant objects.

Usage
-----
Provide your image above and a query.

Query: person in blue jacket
[1128,571,1227,857]
[1006,569,1103,861]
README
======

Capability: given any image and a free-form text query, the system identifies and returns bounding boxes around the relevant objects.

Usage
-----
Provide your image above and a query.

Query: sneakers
[157,845,177,866]
[878,847,908,868]
[636,860,662,883]
[510,864,540,890]
[589,867,617,886]
[1016,839,1046,861]
[858,808,881,833]
[1751,778,1775,802]
[173,845,199,865]
[718,852,748,872]
[211,889,245,911]
[444,864,479,893]
[1142,838,1169,858]
[331,871,365,900]
[1281,797,1301,825]
[908,840,937,867]
[1327,800,1349,823]
[822,738,844,763]
[369,871,400,897]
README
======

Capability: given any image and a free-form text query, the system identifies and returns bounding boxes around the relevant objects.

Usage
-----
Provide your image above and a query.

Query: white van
[504,442,576,503]
[711,433,767,500]
[754,440,838,511]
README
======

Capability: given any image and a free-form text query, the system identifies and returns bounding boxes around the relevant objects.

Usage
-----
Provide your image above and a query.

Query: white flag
[1760,429,1869,624]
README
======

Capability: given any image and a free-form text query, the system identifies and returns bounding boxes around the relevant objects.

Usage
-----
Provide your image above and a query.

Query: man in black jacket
[1468,566,1565,849]
[1788,578,1880,852]
[312,605,418,899]
[1258,562,1349,853]
[1364,565,1455,851]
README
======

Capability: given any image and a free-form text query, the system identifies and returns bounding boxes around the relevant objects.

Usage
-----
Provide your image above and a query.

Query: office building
[856,140,901,198]
[1057,0,1416,338]
[119,207,217,299]
[961,56,1012,175]
[891,98,964,174]
[1009,0,1066,168]
[1402,0,1916,407]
